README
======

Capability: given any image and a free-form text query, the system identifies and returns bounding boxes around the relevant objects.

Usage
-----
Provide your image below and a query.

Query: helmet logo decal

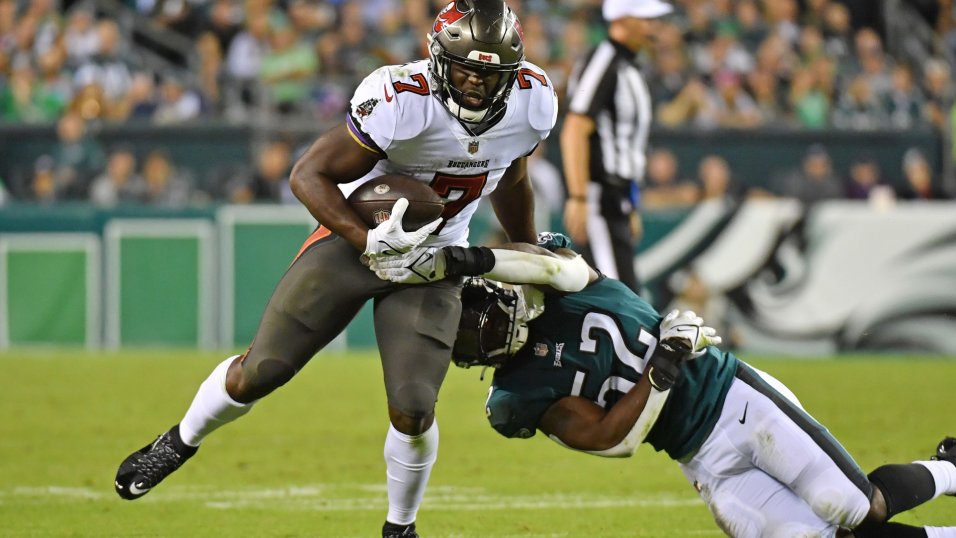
[512,17,524,41]
[468,50,500,64]
[433,1,467,34]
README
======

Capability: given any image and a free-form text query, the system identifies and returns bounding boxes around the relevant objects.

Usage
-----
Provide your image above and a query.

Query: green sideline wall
[0,204,540,350]
[0,203,666,350]
[4,201,956,356]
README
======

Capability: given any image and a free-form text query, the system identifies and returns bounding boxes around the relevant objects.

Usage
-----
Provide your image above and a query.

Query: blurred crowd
[647,0,956,131]
[638,144,948,216]
[0,0,954,205]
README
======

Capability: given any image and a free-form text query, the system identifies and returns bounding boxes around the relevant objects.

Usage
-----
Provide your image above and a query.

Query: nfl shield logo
[468,140,479,154]
[372,209,391,225]
[534,343,548,357]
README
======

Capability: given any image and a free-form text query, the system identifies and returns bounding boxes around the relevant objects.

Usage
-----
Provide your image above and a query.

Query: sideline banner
[638,200,956,355]
[2,201,954,354]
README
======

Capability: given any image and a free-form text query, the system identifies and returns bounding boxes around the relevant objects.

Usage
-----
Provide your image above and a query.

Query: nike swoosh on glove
[363,198,442,259]
[658,309,722,355]
[369,246,446,284]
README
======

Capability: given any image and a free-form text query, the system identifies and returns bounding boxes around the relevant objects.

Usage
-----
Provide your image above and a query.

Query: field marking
[10,486,106,500]
[2,484,719,538]
[443,534,570,538]
[3,483,702,512]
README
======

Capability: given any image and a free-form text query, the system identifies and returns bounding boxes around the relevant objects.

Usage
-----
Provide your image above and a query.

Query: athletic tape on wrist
[443,246,496,277]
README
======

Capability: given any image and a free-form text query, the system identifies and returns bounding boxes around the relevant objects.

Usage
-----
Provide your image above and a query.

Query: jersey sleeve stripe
[345,113,386,157]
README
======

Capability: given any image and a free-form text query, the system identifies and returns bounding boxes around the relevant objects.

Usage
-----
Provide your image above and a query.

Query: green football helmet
[453,278,529,368]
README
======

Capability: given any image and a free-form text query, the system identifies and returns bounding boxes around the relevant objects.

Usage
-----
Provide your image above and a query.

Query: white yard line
[1,484,717,538]
[3,483,701,511]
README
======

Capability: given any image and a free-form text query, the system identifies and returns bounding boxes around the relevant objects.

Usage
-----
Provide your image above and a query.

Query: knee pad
[868,464,935,520]
[390,381,438,419]
[706,491,764,538]
[808,485,869,528]
[233,358,297,401]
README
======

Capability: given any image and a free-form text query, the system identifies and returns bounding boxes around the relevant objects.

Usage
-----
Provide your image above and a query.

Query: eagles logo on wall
[636,200,956,355]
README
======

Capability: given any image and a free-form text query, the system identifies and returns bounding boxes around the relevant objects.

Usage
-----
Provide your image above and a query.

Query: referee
[560,0,671,293]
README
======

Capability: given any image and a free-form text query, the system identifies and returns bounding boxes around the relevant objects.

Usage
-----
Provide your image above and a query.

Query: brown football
[347,174,444,231]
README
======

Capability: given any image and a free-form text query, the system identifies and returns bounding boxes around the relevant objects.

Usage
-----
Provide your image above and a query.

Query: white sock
[178,356,255,447]
[914,460,956,499]
[926,527,956,538]
[384,421,439,526]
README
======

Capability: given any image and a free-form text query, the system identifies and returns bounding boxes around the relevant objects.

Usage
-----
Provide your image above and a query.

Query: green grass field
[1,351,954,537]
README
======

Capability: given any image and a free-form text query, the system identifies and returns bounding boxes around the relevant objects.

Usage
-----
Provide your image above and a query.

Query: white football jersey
[344,59,557,247]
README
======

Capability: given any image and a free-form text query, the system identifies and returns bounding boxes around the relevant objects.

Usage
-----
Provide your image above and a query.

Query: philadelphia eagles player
[371,234,956,538]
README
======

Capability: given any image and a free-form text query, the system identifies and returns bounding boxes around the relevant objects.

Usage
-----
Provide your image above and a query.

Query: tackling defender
[370,234,956,537]
[113,1,556,536]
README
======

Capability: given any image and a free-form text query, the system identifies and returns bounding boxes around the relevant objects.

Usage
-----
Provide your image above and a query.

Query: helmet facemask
[428,0,525,131]
[453,278,529,369]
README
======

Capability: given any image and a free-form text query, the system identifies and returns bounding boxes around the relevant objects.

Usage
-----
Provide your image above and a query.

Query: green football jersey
[486,276,738,460]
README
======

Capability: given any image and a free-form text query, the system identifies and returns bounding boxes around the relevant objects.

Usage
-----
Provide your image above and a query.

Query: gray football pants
[236,229,463,417]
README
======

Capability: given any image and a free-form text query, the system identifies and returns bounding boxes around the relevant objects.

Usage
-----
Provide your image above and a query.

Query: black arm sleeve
[442,246,496,277]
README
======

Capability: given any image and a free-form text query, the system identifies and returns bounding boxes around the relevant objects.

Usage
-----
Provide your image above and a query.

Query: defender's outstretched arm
[370,242,595,292]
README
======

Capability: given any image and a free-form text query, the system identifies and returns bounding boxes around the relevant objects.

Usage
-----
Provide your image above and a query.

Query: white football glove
[363,198,442,259]
[659,309,722,355]
[369,246,447,284]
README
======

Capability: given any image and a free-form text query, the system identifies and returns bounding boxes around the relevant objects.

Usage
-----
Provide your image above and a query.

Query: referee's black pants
[581,182,640,293]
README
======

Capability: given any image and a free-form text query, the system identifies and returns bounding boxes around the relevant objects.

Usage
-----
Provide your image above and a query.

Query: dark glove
[646,310,723,391]
[646,342,687,392]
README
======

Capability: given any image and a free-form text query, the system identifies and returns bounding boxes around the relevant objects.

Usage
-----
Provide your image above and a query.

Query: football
[347,174,444,231]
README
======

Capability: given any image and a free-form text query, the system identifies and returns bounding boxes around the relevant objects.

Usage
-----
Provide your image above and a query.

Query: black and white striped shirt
[567,39,653,187]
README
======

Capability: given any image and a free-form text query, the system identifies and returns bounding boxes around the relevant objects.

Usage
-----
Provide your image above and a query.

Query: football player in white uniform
[113,1,557,536]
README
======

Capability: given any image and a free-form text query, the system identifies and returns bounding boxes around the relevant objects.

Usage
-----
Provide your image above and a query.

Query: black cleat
[931,436,956,496]
[382,521,419,538]
[932,437,956,464]
[114,425,197,500]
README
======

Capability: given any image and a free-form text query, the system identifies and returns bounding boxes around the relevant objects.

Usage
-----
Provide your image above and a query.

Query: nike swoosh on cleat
[738,402,749,425]
[128,482,150,496]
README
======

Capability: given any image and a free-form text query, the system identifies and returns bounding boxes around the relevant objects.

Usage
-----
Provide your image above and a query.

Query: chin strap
[445,96,490,123]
